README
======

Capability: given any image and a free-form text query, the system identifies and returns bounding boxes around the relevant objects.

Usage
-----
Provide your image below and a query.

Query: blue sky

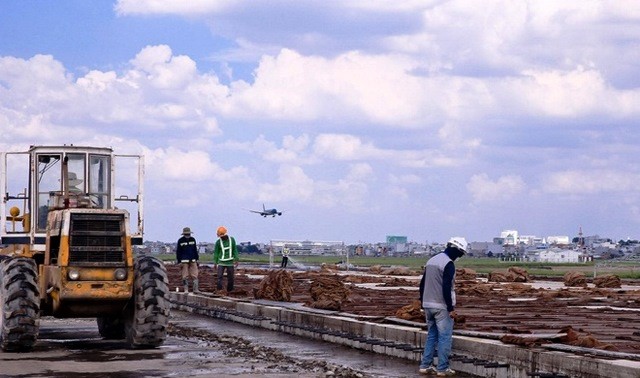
[1,1,639,244]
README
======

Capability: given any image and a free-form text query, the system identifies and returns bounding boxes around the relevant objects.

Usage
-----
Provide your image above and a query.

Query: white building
[518,235,545,246]
[534,248,584,263]
[547,236,570,245]
[500,230,519,245]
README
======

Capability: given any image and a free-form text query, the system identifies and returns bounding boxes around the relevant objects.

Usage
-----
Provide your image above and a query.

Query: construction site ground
[2,262,638,377]
[168,263,640,357]
[0,313,430,378]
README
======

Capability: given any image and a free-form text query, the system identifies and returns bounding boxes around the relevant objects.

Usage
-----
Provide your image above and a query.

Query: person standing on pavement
[176,227,199,293]
[214,226,239,292]
[418,237,468,376]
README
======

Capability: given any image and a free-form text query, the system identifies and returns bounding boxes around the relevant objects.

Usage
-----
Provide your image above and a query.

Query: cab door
[113,154,144,245]
[0,151,30,244]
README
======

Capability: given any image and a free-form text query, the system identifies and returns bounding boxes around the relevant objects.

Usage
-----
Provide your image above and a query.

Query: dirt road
[0,310,427,378]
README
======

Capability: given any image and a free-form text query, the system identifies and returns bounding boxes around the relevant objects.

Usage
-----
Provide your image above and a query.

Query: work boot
[182,279,189,293]
[193,279,200,293]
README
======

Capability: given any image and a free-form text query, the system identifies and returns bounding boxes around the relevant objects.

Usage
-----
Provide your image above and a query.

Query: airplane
[249,204,283,217]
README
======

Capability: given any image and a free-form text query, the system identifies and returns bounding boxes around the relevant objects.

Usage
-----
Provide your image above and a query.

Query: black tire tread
[0,257,40,352]
[126,256,170,348]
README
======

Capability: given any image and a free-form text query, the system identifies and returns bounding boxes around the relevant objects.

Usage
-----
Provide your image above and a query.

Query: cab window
[36,154,61,231]
[89,155,110,208]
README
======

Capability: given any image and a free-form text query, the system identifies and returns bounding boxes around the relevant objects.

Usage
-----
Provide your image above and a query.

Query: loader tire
[125,256,170,348]
[0,257,40,352]
[97,317,125,339]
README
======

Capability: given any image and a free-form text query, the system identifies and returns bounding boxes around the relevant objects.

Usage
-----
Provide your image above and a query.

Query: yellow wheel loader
[0,145,169,351]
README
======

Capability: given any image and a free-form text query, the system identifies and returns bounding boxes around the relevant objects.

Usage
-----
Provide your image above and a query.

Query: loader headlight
[114,268,127,280]
[68,269,80,281]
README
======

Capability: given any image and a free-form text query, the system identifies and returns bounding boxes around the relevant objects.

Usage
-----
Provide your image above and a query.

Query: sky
[1,1,639,245]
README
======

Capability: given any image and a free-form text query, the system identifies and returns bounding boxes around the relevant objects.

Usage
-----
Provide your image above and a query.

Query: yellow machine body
[0,145,144,318]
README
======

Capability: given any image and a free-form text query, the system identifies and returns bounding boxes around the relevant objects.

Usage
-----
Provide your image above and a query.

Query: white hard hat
[448,237,468,253]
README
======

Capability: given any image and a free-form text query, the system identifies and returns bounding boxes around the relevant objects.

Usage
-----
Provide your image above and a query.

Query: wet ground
[4,263,635,377]
[171,264,640,355]
[0,310,440,378]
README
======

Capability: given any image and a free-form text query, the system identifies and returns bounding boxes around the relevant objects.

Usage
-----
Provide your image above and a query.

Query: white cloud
[389,173,422,185]
[310,133,473,169]
[209,38,283,65]
[130,45,197,90]
[4,44,637,159]
[312,134,378,161]
[257,165,315,202]
[505,67,640,117]
[3,1,640,242]
[77,70,119,93]
[543,170,639,195]
[115,0,235,16]
[225,49,426,125]
[346,163,373,180]
[249,160,374,210]
[144,146,251,187]
[467,173,526,202]
[220,47,640,135]
[346,0,441,12]
[386,173,421,201]
[0,46,227,143]
[282,134,310,152]
[253,134,312,164]
[311,163,373,210]
[146,148,218,181]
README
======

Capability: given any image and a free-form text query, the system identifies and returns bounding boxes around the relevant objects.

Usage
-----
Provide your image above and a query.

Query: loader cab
[34,150,111,231]
[1,145,144,252]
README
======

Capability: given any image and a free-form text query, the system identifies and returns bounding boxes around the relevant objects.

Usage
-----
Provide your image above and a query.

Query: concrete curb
[170,292,640,378]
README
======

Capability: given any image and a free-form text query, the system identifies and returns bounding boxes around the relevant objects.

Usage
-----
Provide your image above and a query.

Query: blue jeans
[420,308,453,371]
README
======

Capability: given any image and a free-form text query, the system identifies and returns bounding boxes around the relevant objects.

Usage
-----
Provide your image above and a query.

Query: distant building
[469,241,502,256]
[500,230,519,245]
[593,242,617,258]
[519,235,545,246]
[269,240,345,256]
[580,234,611,247]
[533,248,585,263]
[386,235,408,244]
[385,235,408,256]
[496,230,549,247]
[547,236,570,245]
